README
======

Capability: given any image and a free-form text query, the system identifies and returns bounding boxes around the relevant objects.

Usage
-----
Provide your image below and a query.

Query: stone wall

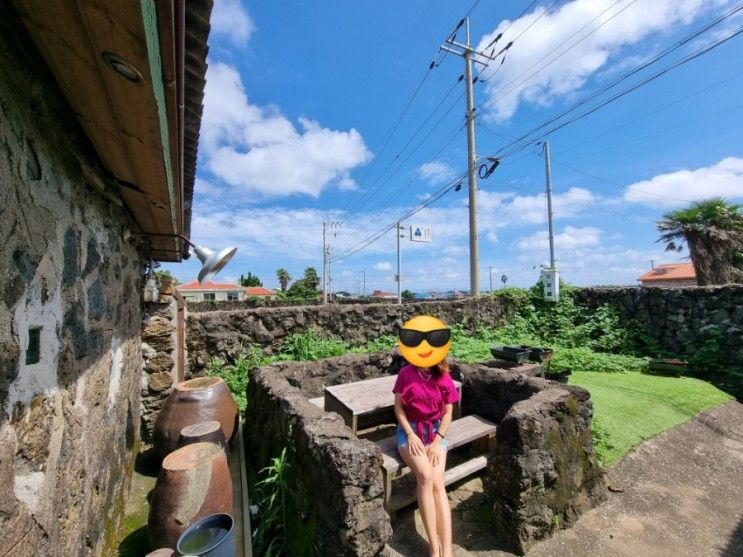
[462,364,606,554]
[246,362,393,556]
[246,353,605,555]
[575,286,743,367]
[0,8,145,556]
[187,297,512,372]
[141,302,179,443]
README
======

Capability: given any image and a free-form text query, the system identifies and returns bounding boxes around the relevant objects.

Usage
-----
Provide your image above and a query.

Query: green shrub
[204,346,266,412]
[276,329,349,361]
[550,347,647,374]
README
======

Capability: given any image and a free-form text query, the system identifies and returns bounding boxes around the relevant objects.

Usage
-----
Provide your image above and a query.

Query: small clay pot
[148,442,233,550]
[177,420,229,454]
[153,377,238,459]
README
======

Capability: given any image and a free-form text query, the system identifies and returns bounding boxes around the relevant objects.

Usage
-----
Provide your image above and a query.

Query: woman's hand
[426,439,444,467]
[407,431,425,456]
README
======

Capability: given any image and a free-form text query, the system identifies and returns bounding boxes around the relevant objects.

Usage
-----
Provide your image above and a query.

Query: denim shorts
[396,420,447,450]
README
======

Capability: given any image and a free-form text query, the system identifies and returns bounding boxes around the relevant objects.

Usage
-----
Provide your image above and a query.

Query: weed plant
[275,329,349,361]
[252,448,290,557]
[205,347,266,412]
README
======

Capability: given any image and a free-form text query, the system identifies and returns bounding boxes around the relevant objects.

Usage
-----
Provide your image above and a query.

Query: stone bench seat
[375,414,497,512]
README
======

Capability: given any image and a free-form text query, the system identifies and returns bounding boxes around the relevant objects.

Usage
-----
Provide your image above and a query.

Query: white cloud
[623,157,743,207]
[211,0,255,46]
[201,62,372,198]
[417,161,456,185]
[191,204,337,261]
[374,262,392,272]
[479,187,598,229]
[516,225,603,251]
[477,0,726,120]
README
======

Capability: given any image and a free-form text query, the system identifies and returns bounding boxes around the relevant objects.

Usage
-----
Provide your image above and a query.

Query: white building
[177,280,244,302]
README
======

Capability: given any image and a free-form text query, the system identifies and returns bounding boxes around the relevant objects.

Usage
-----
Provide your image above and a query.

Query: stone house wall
[245,353,605,555]
[187,297,513,372]
[575,286,743,367]
[141,302,180,444]
[0,9,145,556]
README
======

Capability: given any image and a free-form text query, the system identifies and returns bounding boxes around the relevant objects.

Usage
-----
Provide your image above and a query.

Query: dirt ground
[384,401,743,557]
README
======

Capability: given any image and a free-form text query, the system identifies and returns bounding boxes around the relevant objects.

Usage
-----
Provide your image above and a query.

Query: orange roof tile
[637,262,696,282]
[246,287,276,296]
[177,280,241,290]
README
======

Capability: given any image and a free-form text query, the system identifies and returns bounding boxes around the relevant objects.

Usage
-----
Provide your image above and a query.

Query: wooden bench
[375,415,497,512]
[314,375,462,435]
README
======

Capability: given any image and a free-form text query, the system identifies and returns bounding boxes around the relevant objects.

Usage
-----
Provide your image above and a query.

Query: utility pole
[322,220,342,305]
[544,141,556,269]
[440,17,498,297]
[489,265,493,292]
[395,222,404,305]
[542,141,559,301]
[362,268,366,297]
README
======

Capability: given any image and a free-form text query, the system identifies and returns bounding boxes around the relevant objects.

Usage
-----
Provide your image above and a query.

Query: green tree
[656,198,743,285]
[239,272,263,287]
[276,268,292,292]
[401,289,416,300]
[284,267,321,300]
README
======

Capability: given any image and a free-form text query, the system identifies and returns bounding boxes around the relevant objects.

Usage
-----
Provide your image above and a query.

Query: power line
[344,84,464,216]
[331,171,467,263]
[479,0,628,115]
[344,1,555,225]
[495,24,743,160]
[339,0,485,217]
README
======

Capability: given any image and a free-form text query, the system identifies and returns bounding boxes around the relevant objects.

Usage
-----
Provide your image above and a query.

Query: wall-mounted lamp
[191,243,238,283]
[137,233,237,284]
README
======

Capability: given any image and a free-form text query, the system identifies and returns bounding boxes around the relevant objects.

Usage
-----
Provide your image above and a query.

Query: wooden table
[324,375,462,435]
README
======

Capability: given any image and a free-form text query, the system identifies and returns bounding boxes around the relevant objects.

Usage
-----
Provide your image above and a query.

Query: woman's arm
[394,393,425,456]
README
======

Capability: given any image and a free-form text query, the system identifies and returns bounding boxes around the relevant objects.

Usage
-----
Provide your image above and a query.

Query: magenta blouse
[393,364,460,443]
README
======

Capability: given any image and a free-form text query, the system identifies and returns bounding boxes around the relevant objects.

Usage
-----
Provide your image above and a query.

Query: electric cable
[494,24,743,160]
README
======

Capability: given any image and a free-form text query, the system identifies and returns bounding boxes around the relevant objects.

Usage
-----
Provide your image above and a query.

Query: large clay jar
[177,420,229,454]
[148,442,233,550]
[153,377,238,459]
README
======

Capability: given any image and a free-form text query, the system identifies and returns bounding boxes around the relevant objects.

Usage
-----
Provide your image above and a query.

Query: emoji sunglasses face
[398,315,452,367]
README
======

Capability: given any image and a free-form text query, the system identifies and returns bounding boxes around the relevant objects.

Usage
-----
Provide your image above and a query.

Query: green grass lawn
[570,370,733,466]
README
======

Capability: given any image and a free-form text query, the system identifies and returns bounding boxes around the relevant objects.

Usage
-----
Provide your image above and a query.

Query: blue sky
[164,0,743,293]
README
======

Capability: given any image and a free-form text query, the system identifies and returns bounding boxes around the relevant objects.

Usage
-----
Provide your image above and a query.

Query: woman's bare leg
[431,449,452,557]
[400,446,440,556]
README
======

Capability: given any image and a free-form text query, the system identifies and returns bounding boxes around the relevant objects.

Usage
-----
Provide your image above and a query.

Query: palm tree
[276,268,291,292]
[656,198,743,285]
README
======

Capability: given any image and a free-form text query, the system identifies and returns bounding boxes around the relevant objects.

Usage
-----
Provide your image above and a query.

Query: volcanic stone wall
[246,353,605,555]
[246,357,394,556]
[575,286,743,367]
[0,9,145,556]
[187,296,512,372]
[461,363,606,554]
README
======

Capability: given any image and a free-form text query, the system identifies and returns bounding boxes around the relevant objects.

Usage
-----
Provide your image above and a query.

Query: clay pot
[148,442,233,550]
[177,420,229,454]
[153,377,238,459]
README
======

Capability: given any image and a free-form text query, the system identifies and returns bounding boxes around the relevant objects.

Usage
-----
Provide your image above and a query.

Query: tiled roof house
[178,280,243,302]
[638,262,697,287]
